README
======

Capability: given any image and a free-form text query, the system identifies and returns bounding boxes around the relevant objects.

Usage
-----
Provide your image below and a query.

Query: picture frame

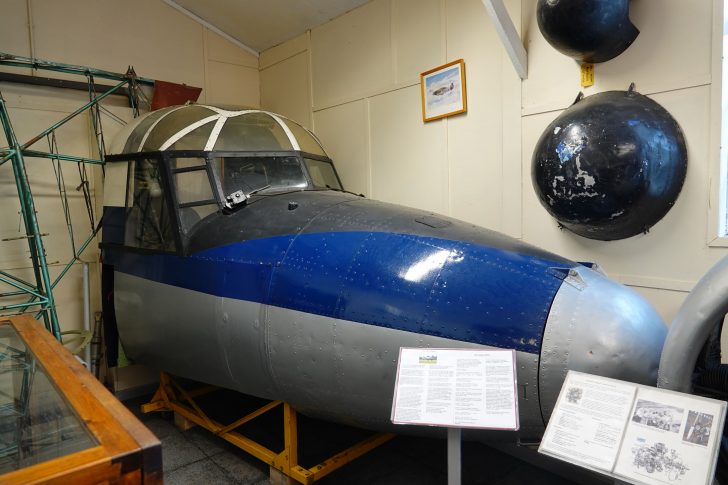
[420,59,467,122]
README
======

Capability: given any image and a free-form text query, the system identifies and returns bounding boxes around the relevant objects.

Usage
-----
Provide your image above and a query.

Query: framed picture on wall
[420,59,467,122]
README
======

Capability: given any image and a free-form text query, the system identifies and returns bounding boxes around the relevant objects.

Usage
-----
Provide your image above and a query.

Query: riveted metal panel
[264,306,545,440]
[539,267,667,423]
[114,272,545,441]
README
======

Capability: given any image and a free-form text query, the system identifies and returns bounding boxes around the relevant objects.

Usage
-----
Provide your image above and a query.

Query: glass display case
[0,316,161,484]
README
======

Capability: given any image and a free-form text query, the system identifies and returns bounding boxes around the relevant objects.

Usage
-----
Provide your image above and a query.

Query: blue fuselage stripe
[105,231,567,354]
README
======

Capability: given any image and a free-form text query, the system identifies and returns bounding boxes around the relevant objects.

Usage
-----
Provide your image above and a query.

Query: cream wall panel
[255,0,717,326]
[32,0,205,89]
[521,86,726,298]
[1,264,99,333]
[0,178,24,266]
[205,61,259,108]
[0,0,257,337]
[520,0,581,116]
[369,86,448,213]
[521,0,726,322]
[627,286,687,327]
[54,265,85,332]
[259,33,309,70]
[313,100,370,196]
[96,104,136,211]
[0,87,131,265]
[206,29,258,69]
[48,263,100,333]
[311,0,393,109]
[0,97,103,332]
[522,0,713,115]
[0,105,98,267]
[500,0,523,238]
[261,52,312,127]
[391,0,443,85]
[0,82,129,122]
[445,0,505,229]
[594,0,712,94]
[0,0,31,59]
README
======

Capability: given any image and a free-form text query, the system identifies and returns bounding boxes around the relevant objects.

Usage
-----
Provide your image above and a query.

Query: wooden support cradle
[142,372,396,484]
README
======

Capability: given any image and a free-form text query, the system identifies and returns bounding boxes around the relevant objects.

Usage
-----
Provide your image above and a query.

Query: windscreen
[304,158,342,190]
[214,156,308,199]
[171,157,218,233]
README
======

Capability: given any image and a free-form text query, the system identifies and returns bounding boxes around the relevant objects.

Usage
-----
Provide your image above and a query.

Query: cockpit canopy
[104,105,344,254]
[109,105,328,156]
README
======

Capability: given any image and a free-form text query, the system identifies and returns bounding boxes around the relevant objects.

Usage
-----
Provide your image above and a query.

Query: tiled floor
[124,393,592,485]
[127,398,269,484]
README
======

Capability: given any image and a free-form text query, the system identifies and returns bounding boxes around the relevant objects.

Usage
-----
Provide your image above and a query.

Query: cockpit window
[279,118,327,157]
[214,156,308,200]
[171,157,218,233]
[125,158,177,251]
[214,113,293,151]
[304,158,342,190]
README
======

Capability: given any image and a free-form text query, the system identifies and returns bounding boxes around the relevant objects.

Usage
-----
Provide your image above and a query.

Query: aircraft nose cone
[538,266,667,423]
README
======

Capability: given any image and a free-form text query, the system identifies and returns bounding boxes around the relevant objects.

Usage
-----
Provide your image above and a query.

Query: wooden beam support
[481,0,528,79]
[161,0,260,57]
[143,372,392,484]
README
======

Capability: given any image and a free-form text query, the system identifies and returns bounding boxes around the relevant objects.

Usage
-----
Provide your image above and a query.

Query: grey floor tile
[162,431,208,473]
[143,414,181,440]
[320,455,447,485]
[493,467,574,485]
[125,396,582,484]
[210,450,269,484]
[165,458,231,485]
[185,426,229,457]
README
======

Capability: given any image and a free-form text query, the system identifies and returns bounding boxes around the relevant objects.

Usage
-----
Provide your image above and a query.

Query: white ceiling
[169,0,371,54]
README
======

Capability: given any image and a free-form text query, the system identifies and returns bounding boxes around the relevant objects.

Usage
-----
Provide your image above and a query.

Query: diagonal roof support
[162,0,260,58]
[481,0,528,80]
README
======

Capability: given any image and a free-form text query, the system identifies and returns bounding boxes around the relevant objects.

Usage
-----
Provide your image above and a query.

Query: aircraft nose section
[538,266,667,423]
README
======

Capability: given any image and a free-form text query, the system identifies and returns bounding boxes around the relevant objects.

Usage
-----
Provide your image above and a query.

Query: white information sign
[539,371,727,485]
[390,348,519,430]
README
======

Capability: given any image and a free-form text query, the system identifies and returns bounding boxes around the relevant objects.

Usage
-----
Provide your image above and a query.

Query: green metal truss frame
[0,52,154,340]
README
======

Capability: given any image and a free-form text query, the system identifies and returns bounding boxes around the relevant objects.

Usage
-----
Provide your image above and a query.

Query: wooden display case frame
[0,315,162,484]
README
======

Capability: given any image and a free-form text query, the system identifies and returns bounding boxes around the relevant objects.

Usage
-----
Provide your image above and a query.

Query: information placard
[390,348,519,430]
[539,371,727,485]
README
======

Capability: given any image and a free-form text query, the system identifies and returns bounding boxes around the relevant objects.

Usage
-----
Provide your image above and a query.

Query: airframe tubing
[0,273,44,299]
[0,300,45,312]
[23,225,101,320]
[142,373,396,484]
[0,52,155,86]
[0,51,146,340]
[23,149,105,166]
[658,254,728,392]
[0,94,60,339]
[0,150,14,167]
[0,269,39,293]
[20,79,127,150]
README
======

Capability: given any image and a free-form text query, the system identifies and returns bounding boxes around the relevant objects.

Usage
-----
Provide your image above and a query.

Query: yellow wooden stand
[142,373,395,484]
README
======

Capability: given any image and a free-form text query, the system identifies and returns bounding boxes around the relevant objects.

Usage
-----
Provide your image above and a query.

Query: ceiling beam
[481,0,527,79]
[162,0,260,58]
